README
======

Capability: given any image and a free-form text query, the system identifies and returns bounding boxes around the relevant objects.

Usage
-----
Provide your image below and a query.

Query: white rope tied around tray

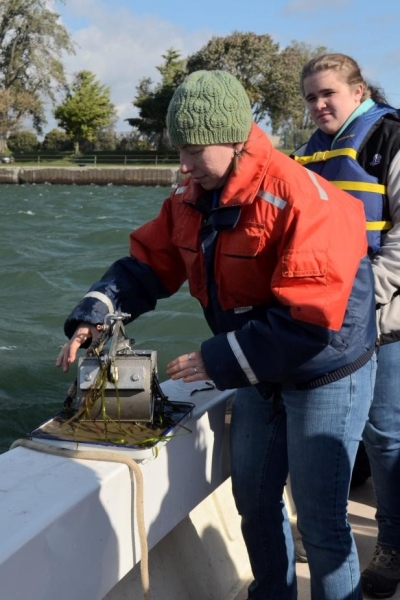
[9,438,150,600]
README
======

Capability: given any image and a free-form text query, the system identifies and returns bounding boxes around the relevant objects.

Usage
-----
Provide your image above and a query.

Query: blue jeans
[363,340,400,550]
[230,357,377,600]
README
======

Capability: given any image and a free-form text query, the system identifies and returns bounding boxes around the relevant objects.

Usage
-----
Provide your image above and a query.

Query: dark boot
[361,544,400,598]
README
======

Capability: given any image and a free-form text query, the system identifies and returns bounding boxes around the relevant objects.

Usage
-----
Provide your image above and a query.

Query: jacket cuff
[201,333,253,390]
[64,296,112,339]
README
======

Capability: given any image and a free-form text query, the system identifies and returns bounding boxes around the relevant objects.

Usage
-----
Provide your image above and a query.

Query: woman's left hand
[167,350,211,382]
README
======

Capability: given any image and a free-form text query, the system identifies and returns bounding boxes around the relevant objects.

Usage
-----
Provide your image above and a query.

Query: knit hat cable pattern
[167,70,253,146]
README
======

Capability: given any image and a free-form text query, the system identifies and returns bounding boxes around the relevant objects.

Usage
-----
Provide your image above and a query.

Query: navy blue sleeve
[201,306,334,390]
[64,256,170,339]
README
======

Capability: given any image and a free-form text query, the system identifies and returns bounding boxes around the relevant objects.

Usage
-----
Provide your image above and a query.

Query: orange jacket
[65,124,376,391]
[130,123,368,332]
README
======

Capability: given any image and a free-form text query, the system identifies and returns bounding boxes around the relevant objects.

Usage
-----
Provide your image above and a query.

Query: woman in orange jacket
[58,70,377,600]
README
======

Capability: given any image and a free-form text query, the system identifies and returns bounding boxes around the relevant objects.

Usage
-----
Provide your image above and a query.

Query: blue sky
[50,0,400,134]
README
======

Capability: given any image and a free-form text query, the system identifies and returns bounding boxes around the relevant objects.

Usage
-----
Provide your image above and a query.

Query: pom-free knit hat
[167,70,253,146]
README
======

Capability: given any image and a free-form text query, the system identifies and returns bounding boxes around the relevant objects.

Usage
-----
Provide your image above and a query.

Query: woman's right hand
[56,322,101,373]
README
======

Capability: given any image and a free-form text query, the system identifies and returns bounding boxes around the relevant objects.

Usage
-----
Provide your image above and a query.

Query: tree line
[0,1,327,155]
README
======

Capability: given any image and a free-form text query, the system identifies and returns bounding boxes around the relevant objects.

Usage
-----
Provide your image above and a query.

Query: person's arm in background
[372,150,400,305]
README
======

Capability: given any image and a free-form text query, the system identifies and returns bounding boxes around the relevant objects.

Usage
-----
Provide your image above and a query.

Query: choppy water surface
[0,183,207,453]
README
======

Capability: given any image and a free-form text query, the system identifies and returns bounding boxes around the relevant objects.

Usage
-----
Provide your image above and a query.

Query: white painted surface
[104,477,252,600]
[0,380,241,600]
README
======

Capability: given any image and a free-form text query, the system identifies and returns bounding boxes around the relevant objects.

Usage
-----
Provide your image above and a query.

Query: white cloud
[50,0,213,133]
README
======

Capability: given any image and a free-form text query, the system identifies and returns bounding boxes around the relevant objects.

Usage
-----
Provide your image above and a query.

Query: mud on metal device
[77,312,157,422]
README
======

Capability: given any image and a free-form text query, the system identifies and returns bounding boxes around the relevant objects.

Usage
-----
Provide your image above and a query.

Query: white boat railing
[0,379,257,600]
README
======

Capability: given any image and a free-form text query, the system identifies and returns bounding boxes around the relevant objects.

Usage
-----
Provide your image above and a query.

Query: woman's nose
[180,157,194,174]
[315,97,327,110]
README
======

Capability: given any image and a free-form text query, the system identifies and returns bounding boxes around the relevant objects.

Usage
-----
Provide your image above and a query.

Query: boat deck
[235,478,400,599]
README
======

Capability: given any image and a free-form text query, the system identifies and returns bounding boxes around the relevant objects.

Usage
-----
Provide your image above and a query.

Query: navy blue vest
[295,103,396,254]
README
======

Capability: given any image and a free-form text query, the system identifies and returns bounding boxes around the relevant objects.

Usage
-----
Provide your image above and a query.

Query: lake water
[0,183,208,454]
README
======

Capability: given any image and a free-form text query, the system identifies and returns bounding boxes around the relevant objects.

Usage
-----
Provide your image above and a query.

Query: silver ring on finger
[188,353,193,360]
[193,366,197,374]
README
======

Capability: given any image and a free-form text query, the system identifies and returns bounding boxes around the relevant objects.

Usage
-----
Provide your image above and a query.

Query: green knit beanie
[167,70,253,146]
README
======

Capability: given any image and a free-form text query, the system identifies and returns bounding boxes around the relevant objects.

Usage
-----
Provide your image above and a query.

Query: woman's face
[303,70,364,135]
[178,142,243,190]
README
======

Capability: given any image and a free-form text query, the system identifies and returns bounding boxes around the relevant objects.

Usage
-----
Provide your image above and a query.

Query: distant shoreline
[0,166,180,186]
